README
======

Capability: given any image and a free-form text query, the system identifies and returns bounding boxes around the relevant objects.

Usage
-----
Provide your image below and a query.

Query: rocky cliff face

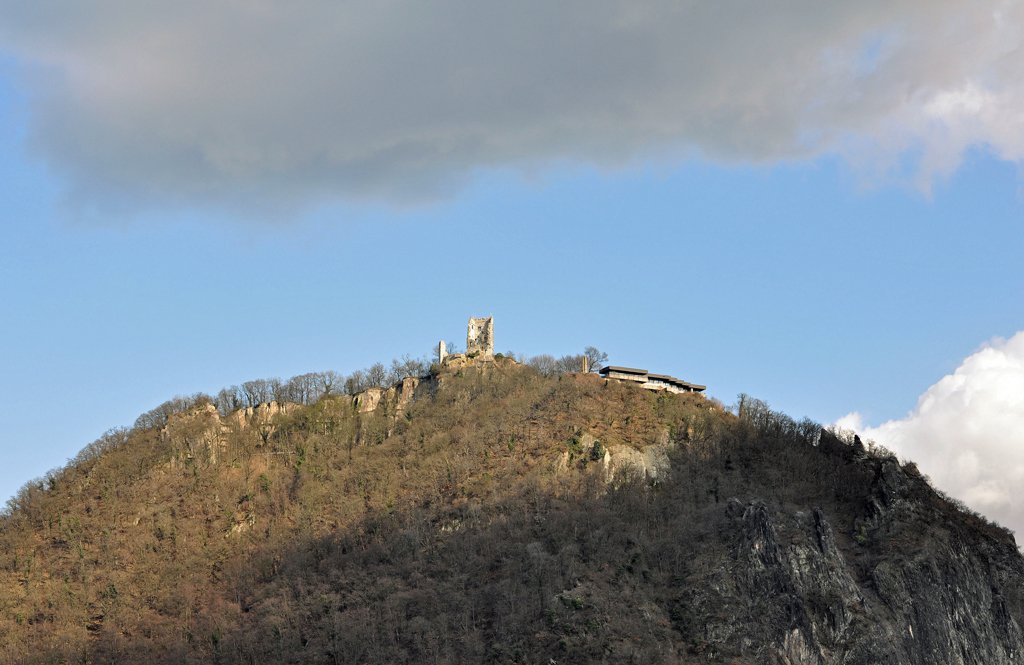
[161,402,224,465]
[674,450,1024,664]
[555,425,1024,663]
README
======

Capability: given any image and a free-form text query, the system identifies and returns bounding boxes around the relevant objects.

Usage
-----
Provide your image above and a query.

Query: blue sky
[1,1,1023,532]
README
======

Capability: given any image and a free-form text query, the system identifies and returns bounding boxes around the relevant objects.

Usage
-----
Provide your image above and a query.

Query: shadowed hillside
[1,360,1022,664]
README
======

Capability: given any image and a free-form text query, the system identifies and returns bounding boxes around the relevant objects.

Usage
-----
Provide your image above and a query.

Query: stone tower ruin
[466,316,494,358]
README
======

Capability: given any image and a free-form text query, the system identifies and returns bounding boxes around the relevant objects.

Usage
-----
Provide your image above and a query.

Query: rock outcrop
[351,376,421,415]
[162,403,224,465]
[556,430,673,481]
[226,400,300,429]
[675,463,1024,664]
[391,376,419,413]
[163,401,303,465]
[353,387,384,413]
[550,426,1024,664]
[603,430,673,480]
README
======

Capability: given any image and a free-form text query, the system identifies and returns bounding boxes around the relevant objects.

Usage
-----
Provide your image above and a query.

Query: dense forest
[1,357,1022,663]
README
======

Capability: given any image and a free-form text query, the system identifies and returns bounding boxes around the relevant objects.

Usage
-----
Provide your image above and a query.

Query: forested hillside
[1,360,1022,664]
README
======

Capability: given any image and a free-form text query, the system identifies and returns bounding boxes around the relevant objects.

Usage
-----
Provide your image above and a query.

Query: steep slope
[1,362,1021,664]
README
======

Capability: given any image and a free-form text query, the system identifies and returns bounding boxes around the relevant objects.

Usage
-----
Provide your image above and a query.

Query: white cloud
[1,1,1024,213]
[839,331,1024,537]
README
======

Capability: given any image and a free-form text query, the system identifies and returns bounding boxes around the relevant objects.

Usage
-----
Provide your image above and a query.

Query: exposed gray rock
[677,490,1024,664]
[604,441,672,481]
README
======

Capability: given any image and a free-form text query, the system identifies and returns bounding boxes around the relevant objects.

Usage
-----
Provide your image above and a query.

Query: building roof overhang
[599,366,648,376]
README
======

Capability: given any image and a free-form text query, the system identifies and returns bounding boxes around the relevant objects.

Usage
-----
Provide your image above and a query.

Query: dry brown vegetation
[0,363,1018,663]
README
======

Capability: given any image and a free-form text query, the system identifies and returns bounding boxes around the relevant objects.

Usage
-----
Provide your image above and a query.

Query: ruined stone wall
[466,316,494,357]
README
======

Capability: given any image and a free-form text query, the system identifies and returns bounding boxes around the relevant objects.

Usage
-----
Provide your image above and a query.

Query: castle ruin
[437,316,496,369]
[466,316,494,358]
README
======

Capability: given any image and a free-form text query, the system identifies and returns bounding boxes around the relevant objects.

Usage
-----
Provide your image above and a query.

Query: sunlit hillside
[1,359,1021,664]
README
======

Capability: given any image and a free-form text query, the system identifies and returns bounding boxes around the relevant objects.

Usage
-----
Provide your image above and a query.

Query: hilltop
[1,355,1022,664]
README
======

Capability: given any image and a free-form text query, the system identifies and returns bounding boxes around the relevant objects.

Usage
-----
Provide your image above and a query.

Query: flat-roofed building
[598,366,705,394]
[645,373,706,393]
[600,366,649,383]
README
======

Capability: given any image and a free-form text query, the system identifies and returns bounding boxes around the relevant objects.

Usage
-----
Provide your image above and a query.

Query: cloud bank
[838,331,1024,537]
[1,1,1023,211]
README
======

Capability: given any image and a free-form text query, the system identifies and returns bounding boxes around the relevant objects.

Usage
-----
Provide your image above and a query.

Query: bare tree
[528,348,606,376]
[241,379,278,406]
[345,370,368,394]
[366,362,388,387]
[282,374,316,405]
[268,378,285,402]
[527,354,558,377]
[583,346,608,373]
[313,370,344,398]
[555,354,585,374]
[215,386,243,415]
[72,428,131,466]
[134,393,213,429]
[390,355,427,383]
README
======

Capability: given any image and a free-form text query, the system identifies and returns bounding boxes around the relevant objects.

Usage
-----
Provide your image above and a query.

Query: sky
[1,2,1023,535]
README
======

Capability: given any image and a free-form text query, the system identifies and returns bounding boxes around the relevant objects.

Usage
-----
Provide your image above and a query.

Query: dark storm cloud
[0,1,1021,213]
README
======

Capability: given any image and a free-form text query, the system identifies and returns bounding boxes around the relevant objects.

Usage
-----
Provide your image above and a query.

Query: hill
[1,359,1022,664]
